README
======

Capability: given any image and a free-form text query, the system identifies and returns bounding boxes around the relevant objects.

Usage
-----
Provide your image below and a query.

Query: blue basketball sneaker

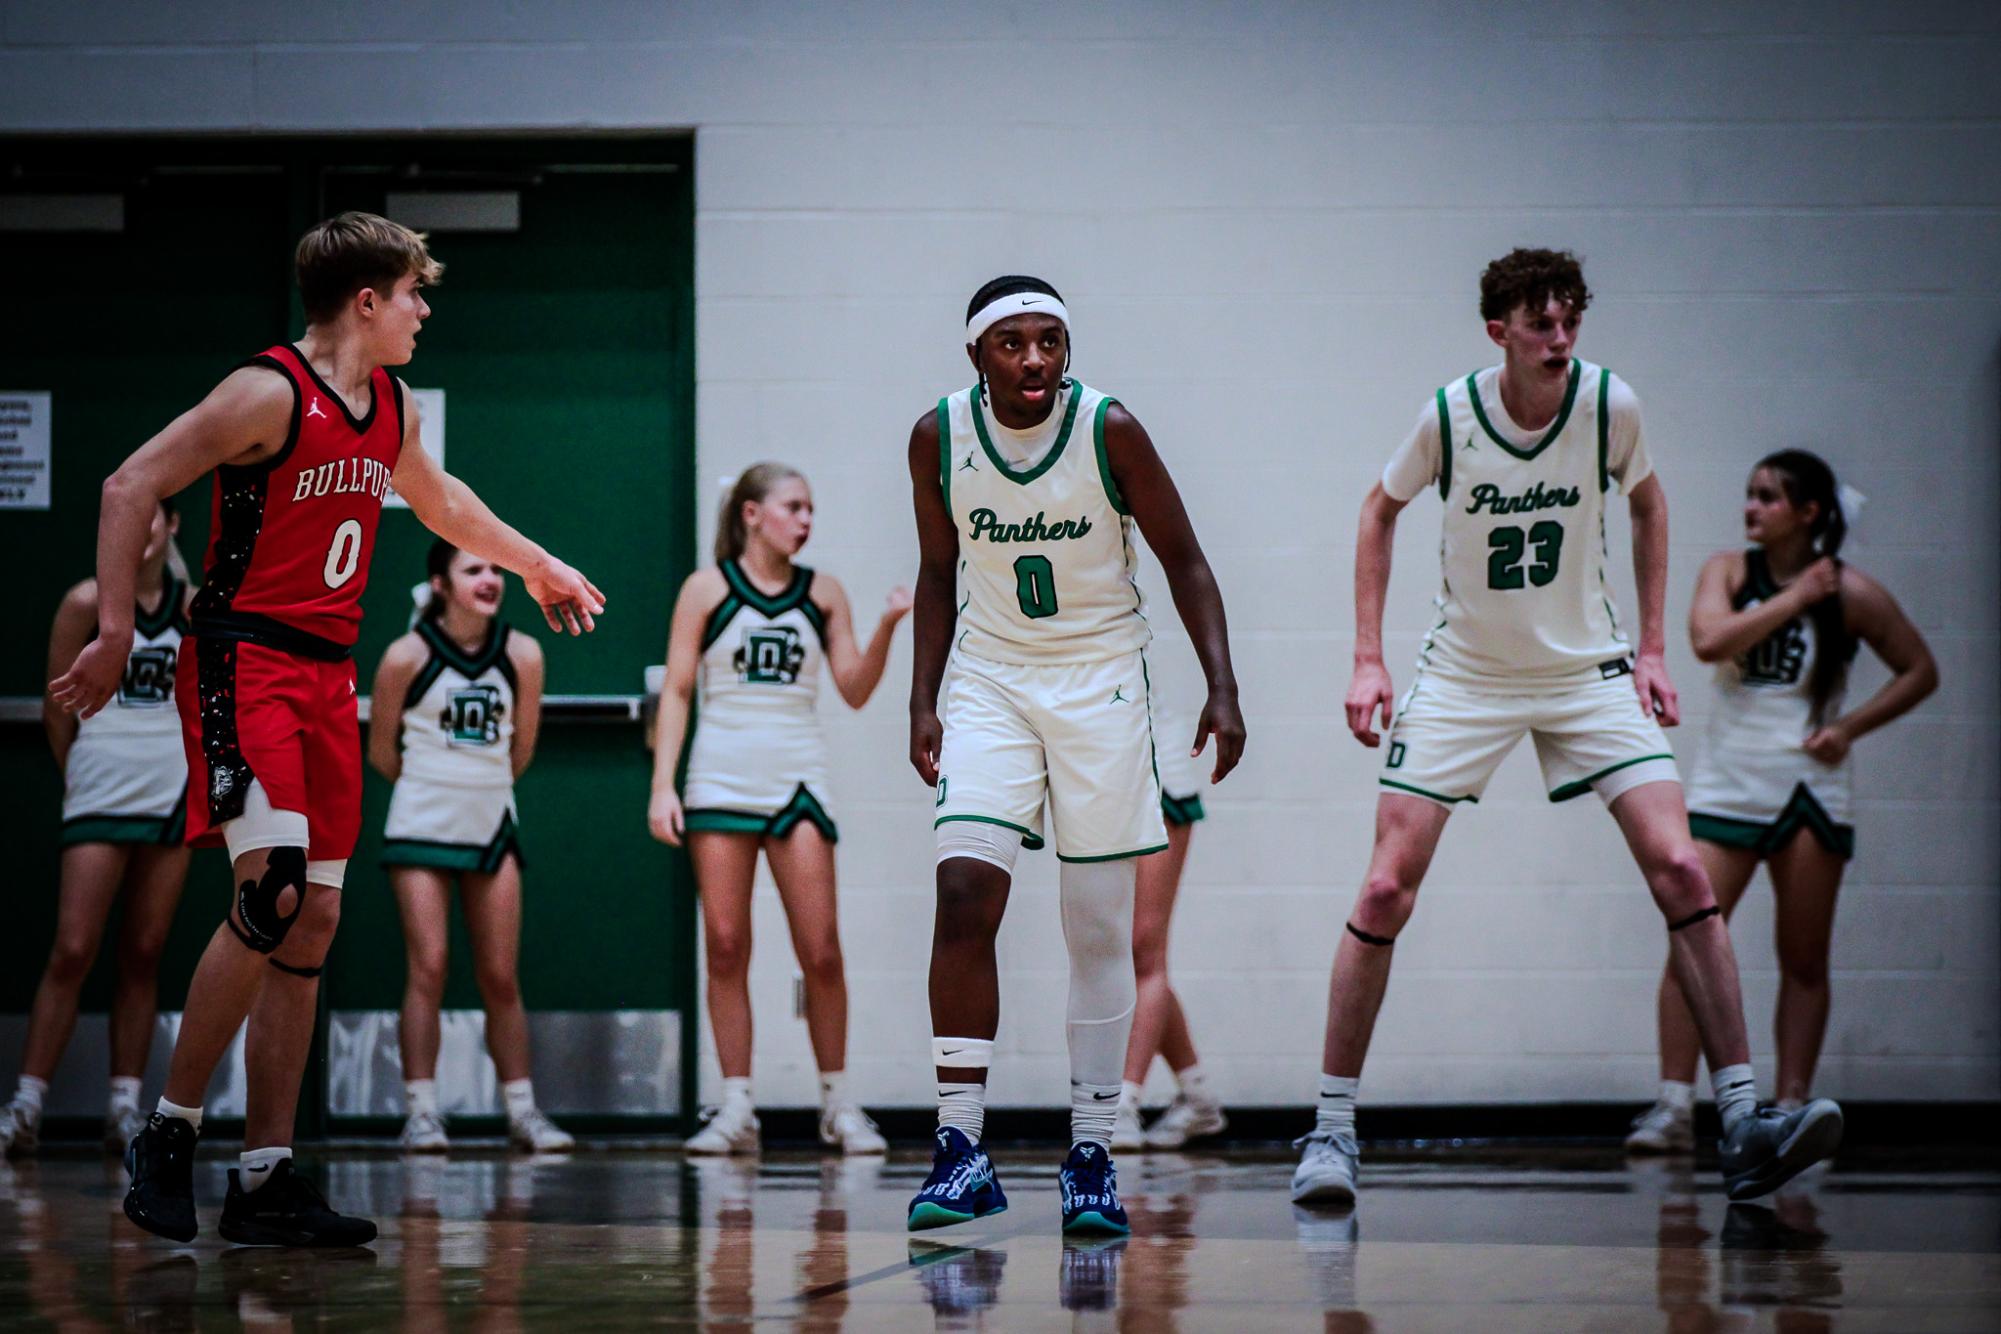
[908,1127,1008,1231]
[1058,1142,1130,1236]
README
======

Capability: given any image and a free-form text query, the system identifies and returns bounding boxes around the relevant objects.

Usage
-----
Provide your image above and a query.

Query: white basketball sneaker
[819,1104,887,1155]
[1290,1131,1359,1206]
[1145,1092,1228,1149]
[400,1110,450,1153]
[1109,1099,1146,1152]
[685,1101,761,1156]
[509,1108,576,1154]
[1625,1098,1695,1155]
[1,1101,39,1158]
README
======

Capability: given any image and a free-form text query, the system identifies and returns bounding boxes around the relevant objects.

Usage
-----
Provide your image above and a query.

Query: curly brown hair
[1479,248,1590,323]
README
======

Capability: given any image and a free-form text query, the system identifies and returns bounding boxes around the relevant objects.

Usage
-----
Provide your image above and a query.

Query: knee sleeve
[937,820,1023,875]
[1058,860,1138,1023]
[227,846,307,955]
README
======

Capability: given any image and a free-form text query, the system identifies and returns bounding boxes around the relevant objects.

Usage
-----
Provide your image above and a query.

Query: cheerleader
[4,500,192,1157]
[648,463,910,1154]
[369,540,573,1153]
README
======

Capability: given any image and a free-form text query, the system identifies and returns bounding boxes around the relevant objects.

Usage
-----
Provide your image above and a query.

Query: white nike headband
[966,291,1070,345]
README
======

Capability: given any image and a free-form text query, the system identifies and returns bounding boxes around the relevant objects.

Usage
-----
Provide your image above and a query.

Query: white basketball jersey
[76,573,187,747]
[939,379,1149,665]
[399,620,516,789]
[1419,359,1630,679]
[1703,549,1850,754]
[698,560,826,723]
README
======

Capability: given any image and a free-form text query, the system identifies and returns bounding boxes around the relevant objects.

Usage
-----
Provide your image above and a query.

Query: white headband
[966,291,1069,344]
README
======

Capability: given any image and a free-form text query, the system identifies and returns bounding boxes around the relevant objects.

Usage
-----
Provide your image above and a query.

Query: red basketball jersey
[190,345,404,651]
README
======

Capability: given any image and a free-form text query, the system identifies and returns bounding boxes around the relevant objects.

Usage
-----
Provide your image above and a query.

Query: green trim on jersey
[935,812,1048,852]
[1378,776,1478,805]
[970,379,1084,484]
[1161,791,1206,826]
[681,809,769,835]
[700,594,746,652]
[1058,843,1170,863]
[134,572,186,640]
[1547,752,1675,803]
[709,561,826,649]
[1435,387,1452,501]
[61,806,185,848]
[1091,395,1130,515]
[1690,785,1854,860]
[937,396,955,523]
[411,620,515,706]
[1595,365,1612,493]
[686,784,838,844]
[1466,359,1581,461]
[382,811,524,873]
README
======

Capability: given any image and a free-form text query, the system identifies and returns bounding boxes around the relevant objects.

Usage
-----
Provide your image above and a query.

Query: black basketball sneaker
[218,1159,377,1247]
[123,1112,200,1242]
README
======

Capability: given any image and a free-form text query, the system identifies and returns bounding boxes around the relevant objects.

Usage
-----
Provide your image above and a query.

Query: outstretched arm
[907,411,958,786]
[1803,567,1938,764]
[817,573,913,709]
[1102,404,1244,783]
[389,386,604,636]
[1347,483,1408,747]
[50,367,291,717]
[1627,474,1680,726]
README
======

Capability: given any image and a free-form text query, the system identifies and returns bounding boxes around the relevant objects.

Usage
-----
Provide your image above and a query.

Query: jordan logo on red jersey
[307,396,328,420]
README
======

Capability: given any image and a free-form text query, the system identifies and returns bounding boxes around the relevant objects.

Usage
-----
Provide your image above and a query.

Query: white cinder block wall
[8,1,1996,1110]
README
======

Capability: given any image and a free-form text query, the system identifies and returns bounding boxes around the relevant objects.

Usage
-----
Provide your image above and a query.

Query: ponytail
[714,462,806,564]
[1756,449,1852,724]
[417,537,457,627]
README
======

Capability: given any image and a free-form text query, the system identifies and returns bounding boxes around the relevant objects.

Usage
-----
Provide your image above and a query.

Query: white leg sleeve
[1058,858,1138,1089]
[937,820,1023,875]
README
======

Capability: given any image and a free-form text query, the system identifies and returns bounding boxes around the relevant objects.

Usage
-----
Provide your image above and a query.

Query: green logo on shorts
[1386,741,1406,770]
[935,776,948,807]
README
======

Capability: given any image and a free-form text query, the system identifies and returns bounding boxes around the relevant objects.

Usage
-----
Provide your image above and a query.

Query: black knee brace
[1668,904,1721,932]
[226,847,307,954]
[1346,921,1396,947]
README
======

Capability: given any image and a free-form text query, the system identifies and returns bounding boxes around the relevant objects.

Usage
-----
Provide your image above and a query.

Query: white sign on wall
[0,392,52,510]
[384,388,446,508]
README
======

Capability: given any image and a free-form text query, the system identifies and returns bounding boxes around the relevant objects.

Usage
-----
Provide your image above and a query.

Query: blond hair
[715,462,806,564]
[295,211,444,323]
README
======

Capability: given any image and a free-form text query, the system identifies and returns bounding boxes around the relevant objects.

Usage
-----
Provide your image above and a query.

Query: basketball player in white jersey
[906,276,1244,1235]
[648,463,911,1156]
[368,539,574,1155]
[1293,249,1843,1206]
[4,500,194,1158]
[1626,450,1935,1152]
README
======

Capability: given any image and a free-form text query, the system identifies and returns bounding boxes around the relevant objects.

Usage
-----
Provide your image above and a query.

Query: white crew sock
[1176,1063,1215,1105]
[719,1076,754,1113]
[1072,1080,1121,1150]
[1120,1080,1145,1110]
[406,1079,439,1117]
[933,1036,992,1144]
[1711,1063,1759,1133]
[502,1079,537,1122]
[157,1097,202,1133]
[13,1075,48,1119]
[1658,1079,1695,1113]
[1316,1073,1360,1139]
[239,1146,292,1192]
[819,1071,848,1110]
[108,1076,143,1112]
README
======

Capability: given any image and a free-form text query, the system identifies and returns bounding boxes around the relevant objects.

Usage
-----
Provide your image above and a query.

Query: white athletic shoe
[819,1104,887,1155]
[400,1110,450,1153]
[0,1102,38,1158]
[104,1102,147,1156]
[1291,1131,1360,1206]
[509,1108,576,1154]
[1625,1098,1695,1155]
[1145,1093,1228,1149]
[1109,1100,1146,1152]
[685,1101,761,1156]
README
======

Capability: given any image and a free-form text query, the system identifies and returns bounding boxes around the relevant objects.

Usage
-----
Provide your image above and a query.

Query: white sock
[13,1075,48,1118]
[157,1097,202,1133]
[1316,1073,1359,1139]
[239,1146,292,1192]
[719,1076,754,1112]
[933,1036,993,1144]
[405,1079,439,1117]
[1072,1081,1121,1150]
[108,1076,143,1112]
[1120,1080,1145,1110]
[819,1071,847,1110]
[1176,1064,1214,1105]
[1711,1063,1759,1133]
[502,1079,537,1122]
[1659,1079,1695,1113]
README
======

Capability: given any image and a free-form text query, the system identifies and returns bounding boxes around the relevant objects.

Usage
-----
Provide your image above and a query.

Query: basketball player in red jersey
[50,213,604,1247]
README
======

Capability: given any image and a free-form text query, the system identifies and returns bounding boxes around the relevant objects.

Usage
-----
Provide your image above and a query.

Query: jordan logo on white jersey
[307,397,328,420]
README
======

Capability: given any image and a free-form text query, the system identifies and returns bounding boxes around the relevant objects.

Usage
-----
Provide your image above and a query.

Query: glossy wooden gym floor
[3,1147,1997,1330]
